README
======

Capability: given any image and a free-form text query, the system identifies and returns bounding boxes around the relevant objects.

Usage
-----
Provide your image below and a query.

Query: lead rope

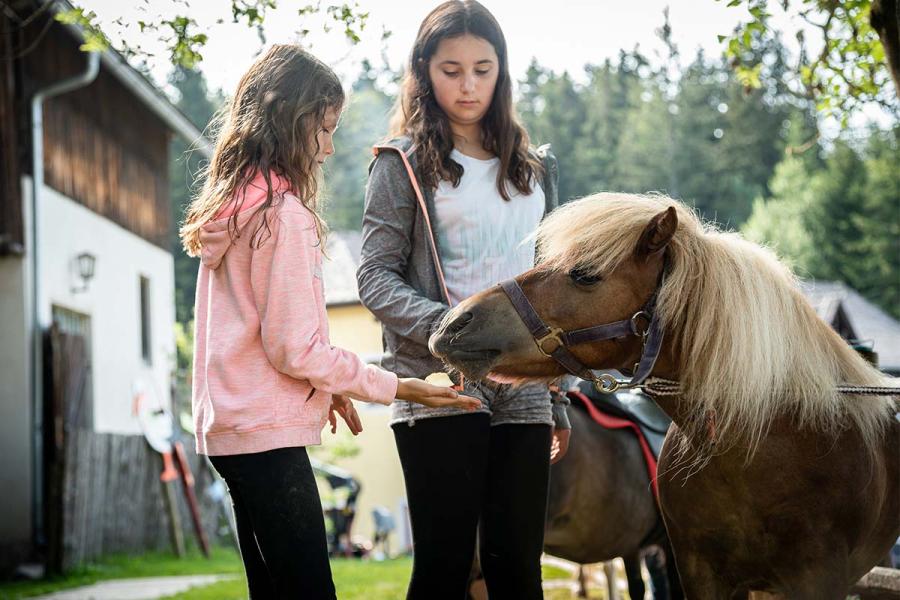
[641,378,900,400]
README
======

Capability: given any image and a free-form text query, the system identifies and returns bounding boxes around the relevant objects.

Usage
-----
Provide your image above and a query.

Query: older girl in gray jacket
[358,2,570,598]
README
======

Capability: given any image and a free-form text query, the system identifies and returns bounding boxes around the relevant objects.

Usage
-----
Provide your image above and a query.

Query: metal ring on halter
[535,327,565,356]
[630,311,652,337]
[593,373,621,394]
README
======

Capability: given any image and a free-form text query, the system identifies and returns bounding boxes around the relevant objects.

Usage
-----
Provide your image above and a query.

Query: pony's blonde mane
[537,192,895,458]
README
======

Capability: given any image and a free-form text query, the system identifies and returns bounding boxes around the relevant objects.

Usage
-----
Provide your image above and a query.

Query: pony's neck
[644,338,694,425]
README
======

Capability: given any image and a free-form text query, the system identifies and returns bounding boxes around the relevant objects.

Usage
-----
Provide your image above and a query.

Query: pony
[429,192,900,599]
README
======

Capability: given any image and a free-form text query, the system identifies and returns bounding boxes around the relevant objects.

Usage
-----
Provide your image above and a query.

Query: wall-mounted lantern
[72,251,96,293]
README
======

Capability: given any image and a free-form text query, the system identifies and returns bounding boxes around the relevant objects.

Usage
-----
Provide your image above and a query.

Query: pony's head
[431,192,894,455]
[430,193,679,384]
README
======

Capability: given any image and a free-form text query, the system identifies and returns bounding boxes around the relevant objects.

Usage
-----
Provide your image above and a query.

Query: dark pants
[210,446,335,600]
[393,413,552,600]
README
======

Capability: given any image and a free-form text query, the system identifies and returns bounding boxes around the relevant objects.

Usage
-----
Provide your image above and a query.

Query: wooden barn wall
[0,10,24,254]
[23,20,171,249]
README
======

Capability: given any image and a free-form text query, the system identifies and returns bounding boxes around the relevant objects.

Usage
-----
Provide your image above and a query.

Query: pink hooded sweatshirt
[192,174,399,456]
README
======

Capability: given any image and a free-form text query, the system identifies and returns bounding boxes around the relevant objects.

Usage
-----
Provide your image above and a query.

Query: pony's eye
[569,268,602,286]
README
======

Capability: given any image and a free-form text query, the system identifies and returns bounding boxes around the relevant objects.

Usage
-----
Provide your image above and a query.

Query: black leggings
[393,413,552,600]
[209,446,335,600]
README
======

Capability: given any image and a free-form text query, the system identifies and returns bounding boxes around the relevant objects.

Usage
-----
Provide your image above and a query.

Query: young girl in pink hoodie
[180,45,478,599]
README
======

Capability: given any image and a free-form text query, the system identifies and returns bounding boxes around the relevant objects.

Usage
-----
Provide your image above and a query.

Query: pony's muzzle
[428,309,473,357]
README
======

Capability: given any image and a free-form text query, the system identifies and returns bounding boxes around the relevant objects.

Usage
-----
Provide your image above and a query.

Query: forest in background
[166,25,899,344]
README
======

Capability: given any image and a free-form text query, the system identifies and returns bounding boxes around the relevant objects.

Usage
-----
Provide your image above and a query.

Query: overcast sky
[83,0,770,92]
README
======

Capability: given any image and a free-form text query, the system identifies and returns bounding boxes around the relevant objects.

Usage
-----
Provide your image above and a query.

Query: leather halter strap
[499,277,665,393]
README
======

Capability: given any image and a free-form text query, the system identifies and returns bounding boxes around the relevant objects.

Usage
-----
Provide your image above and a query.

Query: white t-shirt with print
[434,149,545,306]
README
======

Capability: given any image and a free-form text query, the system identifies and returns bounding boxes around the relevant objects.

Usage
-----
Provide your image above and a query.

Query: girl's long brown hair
[389,0,541,199]
[181,45,344,256]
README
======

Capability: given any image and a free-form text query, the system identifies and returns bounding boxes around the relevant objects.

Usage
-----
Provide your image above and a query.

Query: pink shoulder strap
[373,145,451,305]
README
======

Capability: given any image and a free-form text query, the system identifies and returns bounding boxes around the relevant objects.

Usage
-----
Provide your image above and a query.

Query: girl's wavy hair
[180,44,343,256]
[389,0,542,199]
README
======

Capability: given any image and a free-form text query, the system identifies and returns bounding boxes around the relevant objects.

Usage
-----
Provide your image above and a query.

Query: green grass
[331,559,412,600]
[0,546,242,599]
[542,563,574,580]
[162,558,585,600]
[543,588,607,600]
[159,558,413,600]
[0,548,582,600]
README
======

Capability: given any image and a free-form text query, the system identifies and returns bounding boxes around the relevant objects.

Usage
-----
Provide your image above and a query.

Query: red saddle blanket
[566,388,662,500]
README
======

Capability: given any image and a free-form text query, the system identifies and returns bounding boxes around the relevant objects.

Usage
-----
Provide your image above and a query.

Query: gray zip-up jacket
[357,136,570,427]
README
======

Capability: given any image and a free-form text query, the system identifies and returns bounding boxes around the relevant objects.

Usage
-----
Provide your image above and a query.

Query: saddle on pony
[567,379,671,497]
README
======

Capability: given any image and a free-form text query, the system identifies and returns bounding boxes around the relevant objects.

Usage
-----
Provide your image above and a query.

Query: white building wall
[40,182,176,434]
[0,252,32,551]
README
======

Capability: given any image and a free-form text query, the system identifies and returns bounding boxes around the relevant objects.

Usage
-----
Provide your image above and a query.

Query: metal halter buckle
[593,373,621,394]
[535,327,565,356]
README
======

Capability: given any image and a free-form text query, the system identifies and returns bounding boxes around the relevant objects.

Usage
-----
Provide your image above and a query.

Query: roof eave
[46,0,213,158]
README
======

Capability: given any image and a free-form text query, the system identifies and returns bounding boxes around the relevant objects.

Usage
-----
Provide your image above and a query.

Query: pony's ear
[636,207,677,258]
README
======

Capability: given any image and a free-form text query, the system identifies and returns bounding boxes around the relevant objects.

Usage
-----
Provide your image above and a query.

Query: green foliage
[519,62,589,202]
[569,55,644,194]
[232,0,278,28]
[858,128,900,315]
[742,158,817,269]
[55,8,109,54]
[518,32,804,226]
[322,64,395,230]
[64,1,370,69]
[168,67,221,325]
[325,3,370,43]
[309,428,362,464]
[160,16,208,70]
[174,320,194,373]
[743,127,900,318]
[717,0,896,122]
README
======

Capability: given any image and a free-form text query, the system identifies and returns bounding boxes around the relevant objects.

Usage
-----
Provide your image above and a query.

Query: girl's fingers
[339,405,363,435]
[329,408,337,434]
[427,394,480,410]
[343,407,357,434]
[458,395,481,410]
[426,383,459,398]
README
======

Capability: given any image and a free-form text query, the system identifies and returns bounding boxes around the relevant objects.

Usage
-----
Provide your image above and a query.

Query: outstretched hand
[397,378,482,411]
[329,394,363,435]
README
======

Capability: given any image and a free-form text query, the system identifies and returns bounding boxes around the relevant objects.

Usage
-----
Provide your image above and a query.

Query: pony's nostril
[447,311,474,334]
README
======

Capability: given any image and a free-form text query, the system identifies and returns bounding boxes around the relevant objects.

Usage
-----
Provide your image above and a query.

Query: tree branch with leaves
[55,0,370,69]
[718,0,898,124]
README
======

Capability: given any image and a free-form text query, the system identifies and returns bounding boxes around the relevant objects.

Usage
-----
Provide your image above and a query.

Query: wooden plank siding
[19,20,172,249]
[55,429,226,570]
[0,10,24,254]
